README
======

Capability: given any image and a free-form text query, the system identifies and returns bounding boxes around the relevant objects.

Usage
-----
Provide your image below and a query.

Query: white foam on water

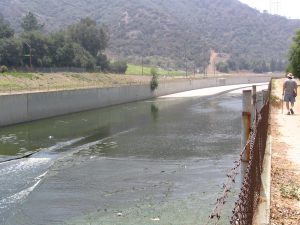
[68,128,137,155]
[35,137,85,155]
[0,137,85,215]
[0,129,137,221]
[0,171,48,209]
[0,134,18,144]
[0,137,84,174]
[0,157,51,176]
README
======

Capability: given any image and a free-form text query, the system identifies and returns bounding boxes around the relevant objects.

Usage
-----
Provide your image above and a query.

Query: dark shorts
[284,94,296,103]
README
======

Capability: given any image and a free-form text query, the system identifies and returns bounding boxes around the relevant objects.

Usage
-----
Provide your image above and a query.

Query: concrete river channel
[0,84,267,225]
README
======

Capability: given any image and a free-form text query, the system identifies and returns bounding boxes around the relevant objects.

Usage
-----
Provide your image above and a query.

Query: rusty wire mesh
[230,94,270,225]
[205,83,270,225]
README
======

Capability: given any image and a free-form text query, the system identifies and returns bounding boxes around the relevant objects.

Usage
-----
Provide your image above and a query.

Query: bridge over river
[0,83,268,225]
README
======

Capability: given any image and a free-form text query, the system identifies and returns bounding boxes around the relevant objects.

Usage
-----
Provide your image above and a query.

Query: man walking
[283,73,298,115]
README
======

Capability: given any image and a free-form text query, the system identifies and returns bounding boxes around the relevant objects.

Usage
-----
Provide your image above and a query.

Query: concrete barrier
[253,135,272,225]
[0,94,28,125]
[0,75,273,127]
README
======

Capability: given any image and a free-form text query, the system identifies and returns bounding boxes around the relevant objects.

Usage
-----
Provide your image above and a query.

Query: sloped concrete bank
[0,75,272,127]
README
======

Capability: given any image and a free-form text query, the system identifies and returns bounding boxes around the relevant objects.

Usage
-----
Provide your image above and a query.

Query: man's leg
[286,102,290,110]
[286,101,290,114]
[290,102,295,114]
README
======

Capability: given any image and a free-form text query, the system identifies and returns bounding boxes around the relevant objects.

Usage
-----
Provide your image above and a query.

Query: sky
[238,0,300,19]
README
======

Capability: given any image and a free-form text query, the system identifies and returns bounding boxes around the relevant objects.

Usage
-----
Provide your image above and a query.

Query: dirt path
[270,78,300,225]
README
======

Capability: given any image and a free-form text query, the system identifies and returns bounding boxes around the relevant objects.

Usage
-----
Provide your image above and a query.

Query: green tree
[67,18,109,57]
[72,44,96,70]
[287,30,300,78]
[54,42,95,69]
[21,12,44,32]
[150,68,158,91]
[21,32,50,67]
[216,61,229,73]
[261,60,268,72]
[0,14,14,39]
[96,53,109,71]
[0,38,22,67]
[251,60,269,73]
[252,61,263,73]
[276,60,286,71]
[48,31,68,58]
[227,58,237,71]
[109,61,127,74]
[237,58,250,70]
[55,43,76,67]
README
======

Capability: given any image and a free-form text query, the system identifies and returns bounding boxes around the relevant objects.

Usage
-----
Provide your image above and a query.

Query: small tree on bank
[150,68,158,91]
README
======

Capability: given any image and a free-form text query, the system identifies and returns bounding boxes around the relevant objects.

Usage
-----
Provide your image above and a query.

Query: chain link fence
[230,97,269,225]
[205,83,270,225]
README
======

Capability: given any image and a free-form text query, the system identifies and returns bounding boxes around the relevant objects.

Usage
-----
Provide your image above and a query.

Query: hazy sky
[238,0,300,19]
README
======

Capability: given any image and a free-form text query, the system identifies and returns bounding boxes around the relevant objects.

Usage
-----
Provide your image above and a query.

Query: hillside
[1,0,300,70]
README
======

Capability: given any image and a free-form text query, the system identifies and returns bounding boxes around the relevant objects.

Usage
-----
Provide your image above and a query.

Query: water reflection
[150,103,159,122]
[0,90,244,225]
[0,94,242,162]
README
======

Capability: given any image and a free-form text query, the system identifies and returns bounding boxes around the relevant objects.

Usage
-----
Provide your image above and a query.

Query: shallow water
[0,87,247,225]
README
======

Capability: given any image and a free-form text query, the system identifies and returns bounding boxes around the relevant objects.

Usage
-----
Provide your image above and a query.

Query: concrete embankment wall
[0,75,272,127]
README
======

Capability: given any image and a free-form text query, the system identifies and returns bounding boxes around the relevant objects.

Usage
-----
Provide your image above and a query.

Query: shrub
[280,183,300,200]
[150,68,158,91]
[109,61,128,74]
[96,53,109,71]
[216,61,229,73]
[0,65,8,73]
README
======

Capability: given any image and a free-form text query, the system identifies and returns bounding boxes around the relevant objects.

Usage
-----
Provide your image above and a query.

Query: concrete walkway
[275,104,300,172]
[270,78,300,224]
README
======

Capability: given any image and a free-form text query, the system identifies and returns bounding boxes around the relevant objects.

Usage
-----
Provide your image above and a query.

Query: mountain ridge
[1,0,300,70]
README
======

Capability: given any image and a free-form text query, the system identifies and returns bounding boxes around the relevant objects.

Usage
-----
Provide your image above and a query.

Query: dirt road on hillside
[206,50,218,76]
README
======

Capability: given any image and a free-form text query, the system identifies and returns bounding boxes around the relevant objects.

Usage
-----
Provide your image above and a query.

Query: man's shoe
[287,111,291,115]
[290,108,294,115]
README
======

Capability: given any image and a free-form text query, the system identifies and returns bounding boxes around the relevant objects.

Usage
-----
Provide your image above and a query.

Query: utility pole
[184,43,188,77]
[24,42,33,70]
[213,59,216,76]
[142,55,144,76]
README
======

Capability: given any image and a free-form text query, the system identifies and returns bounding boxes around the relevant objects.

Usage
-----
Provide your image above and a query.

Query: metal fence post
[252,85,257,109]
[242,90,252,162]
[262,90,268,104]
